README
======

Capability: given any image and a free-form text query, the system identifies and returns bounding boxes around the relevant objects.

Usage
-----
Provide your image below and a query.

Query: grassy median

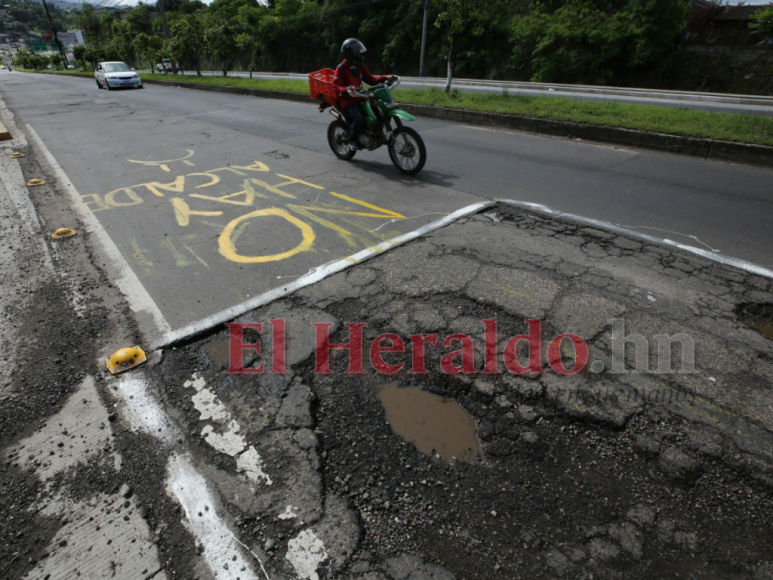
[22,69,773,147]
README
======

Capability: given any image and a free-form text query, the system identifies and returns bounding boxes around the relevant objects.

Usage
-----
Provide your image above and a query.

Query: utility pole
[40,0,68,68]
[158,0,170,39]
[419,0,429,77]
[157,0,177,74]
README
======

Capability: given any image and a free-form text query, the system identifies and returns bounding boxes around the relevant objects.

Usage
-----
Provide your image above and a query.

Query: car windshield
[103,63,130,73]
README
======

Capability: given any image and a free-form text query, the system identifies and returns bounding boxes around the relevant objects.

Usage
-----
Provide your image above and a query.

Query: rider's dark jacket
[333,59,388,109]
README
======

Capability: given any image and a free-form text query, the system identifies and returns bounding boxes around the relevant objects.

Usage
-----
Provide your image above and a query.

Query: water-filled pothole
[738,303,773,341]
[202,339,230,366]
[377,383,481,461]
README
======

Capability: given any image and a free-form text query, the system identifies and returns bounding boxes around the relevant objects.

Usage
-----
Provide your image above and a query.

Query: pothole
[202,339,230,366]
[738,303,773,341]
[377,383,481,461]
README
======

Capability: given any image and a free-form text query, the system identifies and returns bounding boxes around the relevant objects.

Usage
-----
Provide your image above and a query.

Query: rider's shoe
[348,140,361,152]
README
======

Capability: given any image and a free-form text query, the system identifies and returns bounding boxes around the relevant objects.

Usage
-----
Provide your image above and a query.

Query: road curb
[31,73,773,169]
[141,77,312,105]
[397,103,773,168]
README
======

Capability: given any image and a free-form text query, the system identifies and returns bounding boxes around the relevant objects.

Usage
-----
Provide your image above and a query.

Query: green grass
[21,69,773,147]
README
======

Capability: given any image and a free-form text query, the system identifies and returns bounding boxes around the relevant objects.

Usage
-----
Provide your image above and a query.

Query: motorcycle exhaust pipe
[328,108,342,120]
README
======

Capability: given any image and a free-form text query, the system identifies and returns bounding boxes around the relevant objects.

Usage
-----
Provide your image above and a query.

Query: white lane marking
[26,124,172,337]
[278,505,299,520]
[114,373,179,443]
[236,446,273,486]
[496,198,773,279]
[192,387,231,422]
[202,420,247,456]
[167,454,267,580]
[152,201,494,349]
[286,529,328,580]
[184,372,272,485]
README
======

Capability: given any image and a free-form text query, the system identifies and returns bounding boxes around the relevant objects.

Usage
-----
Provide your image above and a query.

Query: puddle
[739,303,773,341]
[202,340,230,366]
[377,383,480,461]
[746,318,773,341]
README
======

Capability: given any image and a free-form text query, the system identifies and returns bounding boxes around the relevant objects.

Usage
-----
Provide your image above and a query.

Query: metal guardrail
[145,69,773,108]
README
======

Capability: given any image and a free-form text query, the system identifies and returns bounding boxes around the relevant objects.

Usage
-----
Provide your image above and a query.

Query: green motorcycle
[321,77,427,176]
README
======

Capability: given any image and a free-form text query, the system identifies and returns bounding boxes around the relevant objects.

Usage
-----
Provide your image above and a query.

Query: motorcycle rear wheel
[388,127,426,175]
[327,120,356,160]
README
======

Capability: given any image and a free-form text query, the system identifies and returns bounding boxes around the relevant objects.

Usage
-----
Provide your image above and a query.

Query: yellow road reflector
[52,228,77,239]
[105,346,147,375]
[11,152,25,158]
[27,179,45,186]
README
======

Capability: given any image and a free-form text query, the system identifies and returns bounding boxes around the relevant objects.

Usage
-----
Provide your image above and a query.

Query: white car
[95,61,142,90]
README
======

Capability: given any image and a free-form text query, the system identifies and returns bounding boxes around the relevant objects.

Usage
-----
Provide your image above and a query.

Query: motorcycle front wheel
[327,120,356,160]
[388,127,426,175]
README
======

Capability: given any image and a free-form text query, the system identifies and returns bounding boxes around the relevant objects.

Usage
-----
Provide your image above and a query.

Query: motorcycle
[319,77,427,175]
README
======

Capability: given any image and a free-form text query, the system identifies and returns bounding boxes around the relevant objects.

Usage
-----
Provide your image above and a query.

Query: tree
[236,3,267,77]
[204,22,238,76]
[13,49,32,69]
[133,32,165,72]
[78,4,104,45]
[29,54,48,70]
[50,52,62,69]
[170,14,204,74]
[434,0,510,91]
[751,4,773,39]
[82,44,101,70]
[72,44,88,70]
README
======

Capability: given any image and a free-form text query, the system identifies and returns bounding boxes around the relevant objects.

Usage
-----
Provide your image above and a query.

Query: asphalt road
[1,70,772,341]
[151,70,773,117]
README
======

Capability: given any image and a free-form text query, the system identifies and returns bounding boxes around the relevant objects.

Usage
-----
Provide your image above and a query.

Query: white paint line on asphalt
[496,199,773,280]
[166,453,267,580]
[286,529,328,580]
[184,373,273,485]
[202,420,248,456]
[151,201,494,349]
[236,446,273,486]
[114,373,179,443]
[278,505,299,520]
[26,124,172,337]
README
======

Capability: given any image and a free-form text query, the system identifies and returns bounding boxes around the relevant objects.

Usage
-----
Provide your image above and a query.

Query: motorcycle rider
[333,38,396,151]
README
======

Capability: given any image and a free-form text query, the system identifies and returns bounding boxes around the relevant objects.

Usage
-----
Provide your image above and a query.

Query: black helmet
[341,38,367,63]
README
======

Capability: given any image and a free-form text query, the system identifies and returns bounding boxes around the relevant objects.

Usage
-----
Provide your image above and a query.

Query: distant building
[708,5,766,44]
[684,1,766,45]
[685,0,720,37]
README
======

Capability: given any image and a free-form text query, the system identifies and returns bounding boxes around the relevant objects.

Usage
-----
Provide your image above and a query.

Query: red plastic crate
[309,68,339,107]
